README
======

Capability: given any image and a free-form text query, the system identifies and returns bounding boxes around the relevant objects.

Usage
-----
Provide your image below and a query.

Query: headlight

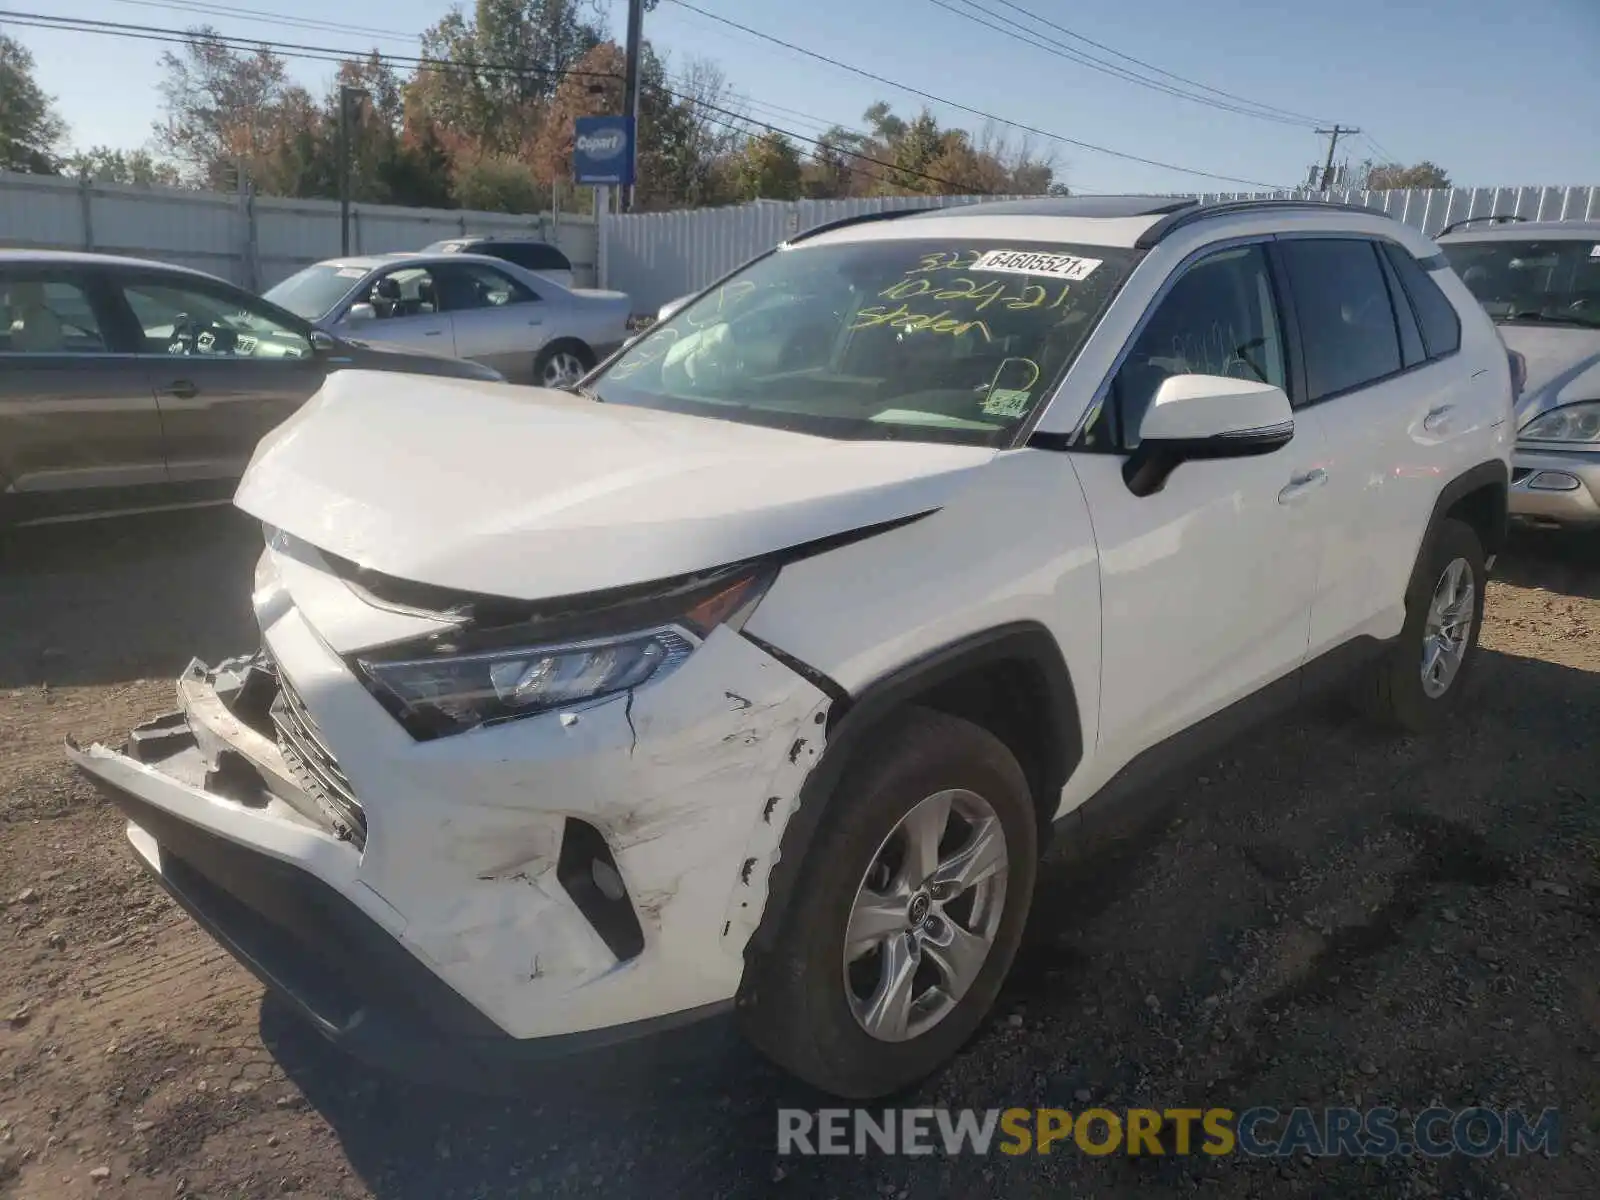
[1521,402,1600,443]
[353,568,772,740]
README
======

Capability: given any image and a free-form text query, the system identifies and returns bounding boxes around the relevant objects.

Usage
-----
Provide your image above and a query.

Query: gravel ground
[0,510,1596,1199]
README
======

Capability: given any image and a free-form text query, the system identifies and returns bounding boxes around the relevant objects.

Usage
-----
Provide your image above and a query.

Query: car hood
[1497,325,1600,427]
[233,370,993,601]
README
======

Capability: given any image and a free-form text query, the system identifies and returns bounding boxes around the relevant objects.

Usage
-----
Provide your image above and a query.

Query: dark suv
[422,236,575,288]
[1,250,502,528]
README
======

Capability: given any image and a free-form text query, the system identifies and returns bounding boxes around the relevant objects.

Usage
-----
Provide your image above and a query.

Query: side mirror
[345,302,376,324]
[309,329,337,355]
[1124,375,1294,497]
[656,294,692,323]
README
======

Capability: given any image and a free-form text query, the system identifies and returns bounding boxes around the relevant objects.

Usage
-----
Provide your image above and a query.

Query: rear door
[111,270,327,484]
[1274,237,1485,656]
[0,264,169,520]
[431,261,544,380]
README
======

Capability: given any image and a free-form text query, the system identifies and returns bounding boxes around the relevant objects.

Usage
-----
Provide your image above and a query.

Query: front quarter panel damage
[316,622,831,1039]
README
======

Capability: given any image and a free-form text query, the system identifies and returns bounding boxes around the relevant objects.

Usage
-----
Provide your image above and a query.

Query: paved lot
[1,511,1596,1199]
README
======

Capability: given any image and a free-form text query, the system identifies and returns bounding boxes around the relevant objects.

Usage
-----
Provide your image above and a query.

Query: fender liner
[1418,459,1510,567]
[742,620,1081,959]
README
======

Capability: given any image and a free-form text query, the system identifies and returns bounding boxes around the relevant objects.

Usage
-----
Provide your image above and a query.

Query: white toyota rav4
[70,197,1513,1099]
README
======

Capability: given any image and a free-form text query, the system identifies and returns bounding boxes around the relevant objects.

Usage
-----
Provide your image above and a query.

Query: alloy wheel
[843,788,1009,1042]
[541,350,588,388]
[1420,556,1475,699]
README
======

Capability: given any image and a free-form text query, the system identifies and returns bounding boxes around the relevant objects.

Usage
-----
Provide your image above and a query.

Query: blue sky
[15,0,1600,194]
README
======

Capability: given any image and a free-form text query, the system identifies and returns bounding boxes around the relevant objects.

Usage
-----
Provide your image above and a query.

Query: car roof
[429,234,558,245]
[311,251,531,271]
[1436,219,1600,243]
[0,247,228,283]
[795,195,1430,254]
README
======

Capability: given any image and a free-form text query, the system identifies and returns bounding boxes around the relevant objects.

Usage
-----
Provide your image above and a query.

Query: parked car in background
[0,250,501,529]
[1438,217,1600,529]
[264,252,629,388]
[72,197,1511,1100]
[421,235,576,289]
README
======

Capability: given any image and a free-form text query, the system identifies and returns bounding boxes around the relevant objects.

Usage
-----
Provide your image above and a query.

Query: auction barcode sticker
[971,249,1103,280]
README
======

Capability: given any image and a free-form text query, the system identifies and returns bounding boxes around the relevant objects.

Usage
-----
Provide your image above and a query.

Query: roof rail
[1134,197,1391,249]
[1436,213,1526,238]
[788,206,936,245]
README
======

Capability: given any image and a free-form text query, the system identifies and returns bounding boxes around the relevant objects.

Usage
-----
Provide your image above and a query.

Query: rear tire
[739,707,1038,1099]
[1355,518,1486,733]
[532,341,594,389]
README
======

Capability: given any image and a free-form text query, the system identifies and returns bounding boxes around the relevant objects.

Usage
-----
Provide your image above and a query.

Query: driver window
[366,267,437,319]
[1085,243,1286,451]
[122,279,311,360]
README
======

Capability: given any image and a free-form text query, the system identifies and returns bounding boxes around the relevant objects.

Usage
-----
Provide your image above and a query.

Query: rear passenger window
[1382,243,1462,359]
[1279,240,1402,402]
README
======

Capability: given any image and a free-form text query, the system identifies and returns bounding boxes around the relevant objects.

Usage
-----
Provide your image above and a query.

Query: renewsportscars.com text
[778,1106,1561,1158]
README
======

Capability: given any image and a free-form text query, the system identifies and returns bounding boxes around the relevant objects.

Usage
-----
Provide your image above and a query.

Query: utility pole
[338,85,368,255]
[621,0,645,212]
[1315,125,1358,192]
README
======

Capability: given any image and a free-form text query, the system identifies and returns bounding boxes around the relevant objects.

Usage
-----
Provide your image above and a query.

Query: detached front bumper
[68,603,830,1088]
[1510,446,1600,527]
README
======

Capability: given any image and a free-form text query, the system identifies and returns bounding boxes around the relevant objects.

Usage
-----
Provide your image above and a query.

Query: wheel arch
[1418,459,1510,575]
[743,621,1082,961]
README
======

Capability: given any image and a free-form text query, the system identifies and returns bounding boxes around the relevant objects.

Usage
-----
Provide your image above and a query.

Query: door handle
[1423,405,1456,433]
[157,380,199,400]
[424,330,443,337]
[527,319,544,327]
[1277,468,1328,505]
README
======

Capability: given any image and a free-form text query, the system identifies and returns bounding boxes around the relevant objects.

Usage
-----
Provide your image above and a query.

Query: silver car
[1438,218,1600,529]
[264,252,631,387]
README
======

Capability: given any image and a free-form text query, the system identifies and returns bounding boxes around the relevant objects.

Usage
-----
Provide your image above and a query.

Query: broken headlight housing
[352,567,773,740]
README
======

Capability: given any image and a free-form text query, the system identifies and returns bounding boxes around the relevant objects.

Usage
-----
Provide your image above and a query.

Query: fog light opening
[556,818,645,962]
[1526,471,1581,492]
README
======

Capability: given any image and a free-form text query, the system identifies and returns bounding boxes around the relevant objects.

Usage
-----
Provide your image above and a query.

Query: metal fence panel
[0,170,600,292]
[602,186,1600,312]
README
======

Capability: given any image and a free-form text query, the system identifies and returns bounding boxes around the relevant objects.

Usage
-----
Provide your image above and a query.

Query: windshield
[1442,238,1600,329]
[591,237,1138,446]
[263,264,368,321]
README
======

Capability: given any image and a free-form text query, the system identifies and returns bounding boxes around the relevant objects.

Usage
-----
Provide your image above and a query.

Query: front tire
[1357,517,1487,733]
[740,708,1038,1098]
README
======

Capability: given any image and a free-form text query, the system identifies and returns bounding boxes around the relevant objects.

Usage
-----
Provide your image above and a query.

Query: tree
[0,33,67,173]
[1363,160,1451,190]
[153,28,295,187]
[452,152,546,212]
[733,130,803,200]
[67,147,182,187]
[415,0,606,155]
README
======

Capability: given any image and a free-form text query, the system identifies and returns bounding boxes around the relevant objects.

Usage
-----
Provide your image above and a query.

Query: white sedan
[264,252,631,387]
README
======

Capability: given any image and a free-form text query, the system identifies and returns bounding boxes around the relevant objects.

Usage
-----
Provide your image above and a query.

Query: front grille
[271,674,367,849]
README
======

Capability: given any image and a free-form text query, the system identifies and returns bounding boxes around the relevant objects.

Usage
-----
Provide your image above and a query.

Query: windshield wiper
[568,383,604,401]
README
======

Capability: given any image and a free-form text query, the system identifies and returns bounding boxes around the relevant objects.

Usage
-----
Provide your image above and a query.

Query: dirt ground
[1,510,1596,1199]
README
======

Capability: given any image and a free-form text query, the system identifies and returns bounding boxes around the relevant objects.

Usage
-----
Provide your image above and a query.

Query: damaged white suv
[71,197,1513,1099]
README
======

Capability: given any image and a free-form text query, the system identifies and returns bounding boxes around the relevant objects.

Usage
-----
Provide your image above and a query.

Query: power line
[6,10,996,195]
[926,0,1312,128]
[972,0,1333,126]
[663,1,1286,188]
[91,0,423,43]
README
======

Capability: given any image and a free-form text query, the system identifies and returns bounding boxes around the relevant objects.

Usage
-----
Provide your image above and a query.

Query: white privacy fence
[600,185,1600,313]
[0,171,599,291]
[4,171,1597,314]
